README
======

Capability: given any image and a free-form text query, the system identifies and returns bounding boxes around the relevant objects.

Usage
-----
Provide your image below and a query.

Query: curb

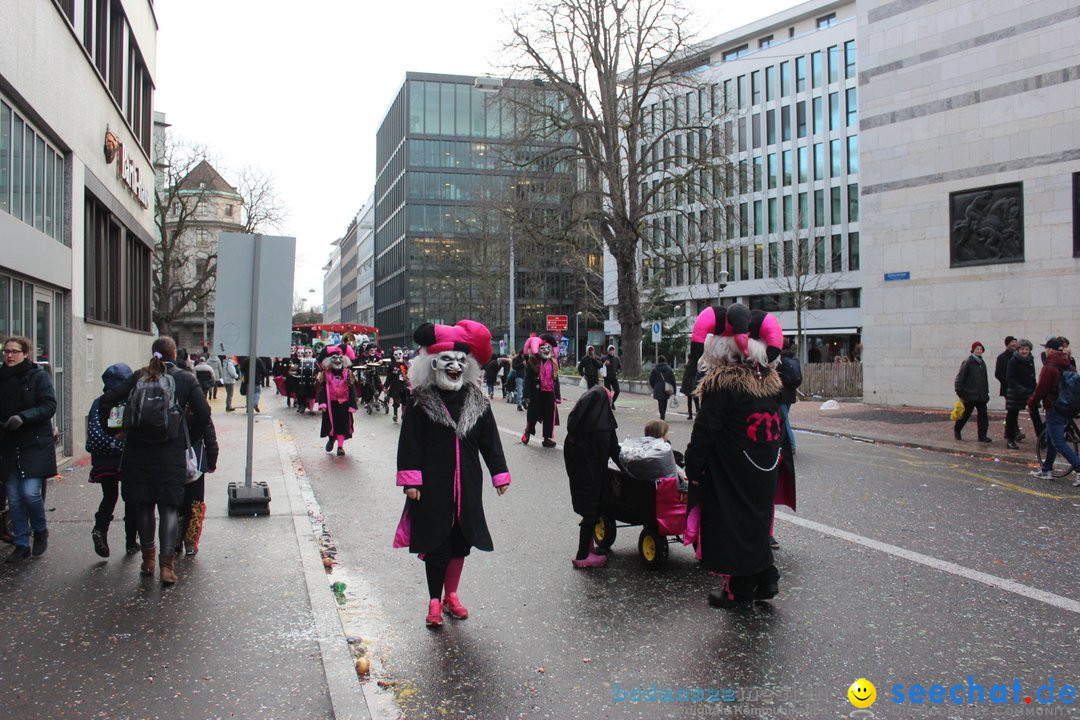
[792,426,1039,469]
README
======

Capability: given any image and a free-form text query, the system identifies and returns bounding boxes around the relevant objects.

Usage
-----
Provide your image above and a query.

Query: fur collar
[412,383,488,438]
[695,364,781,399]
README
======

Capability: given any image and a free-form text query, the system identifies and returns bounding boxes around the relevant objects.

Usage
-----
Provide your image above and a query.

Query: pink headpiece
[413,320,492,365]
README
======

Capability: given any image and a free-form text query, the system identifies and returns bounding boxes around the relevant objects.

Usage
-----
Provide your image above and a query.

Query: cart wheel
[594,516,616,550]
[638,529,668,569]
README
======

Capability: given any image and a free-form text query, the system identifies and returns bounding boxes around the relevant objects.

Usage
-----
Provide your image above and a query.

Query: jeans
[250,386,262,410]
[1041,408,1080,473]
[5,472,47,547]
[515,377,525,408]
[224,383,235,409]
[779,403,796,449]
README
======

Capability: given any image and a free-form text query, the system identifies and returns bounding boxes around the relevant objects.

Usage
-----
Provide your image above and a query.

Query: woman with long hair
[99,337,210,585]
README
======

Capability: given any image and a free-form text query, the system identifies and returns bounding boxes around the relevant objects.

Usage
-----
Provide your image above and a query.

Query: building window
[783,195,793,231]
[765,66,776,102]
[766,110,776,145]
[0,100,65,243]
[780,61,790,97]
[767,153,777,189]
[814,235,825,272]
[831,234,843,272]
[848,232,860,270]
[830,139,841,177]
[796,101,807,138]
[797,146,808,183]
[814,143,824,181]
[751,71,761,106]
[846,87,857,127]
[85,192,151,331]
[782,150,792,185]
[813,96,823,134]
[781,104,791,141]
[759,35,774,49]
[795,56,806,92]
[831,186,842,224]
[811,52,823,88]
[829,92,840,131]
[847,135,859,174]
[817,13,837,28]
[845,40,857,79]
[848,183,859,223]
[814,189,825,227]
[737,75,746,109]
[225,203,234,217]
[1074,173,1080,258]
[828,45,840,84]
[723,44,749,61]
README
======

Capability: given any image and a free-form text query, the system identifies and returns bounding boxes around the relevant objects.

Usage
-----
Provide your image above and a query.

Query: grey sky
[155,0,800,309]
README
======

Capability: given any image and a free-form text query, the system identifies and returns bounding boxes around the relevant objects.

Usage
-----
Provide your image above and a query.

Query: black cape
[685,365,782,576]
[563,385,620,517]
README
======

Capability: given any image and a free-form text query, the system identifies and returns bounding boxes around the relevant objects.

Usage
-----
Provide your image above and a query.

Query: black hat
[1004,335,1017,345]
[1043,336,1066,351]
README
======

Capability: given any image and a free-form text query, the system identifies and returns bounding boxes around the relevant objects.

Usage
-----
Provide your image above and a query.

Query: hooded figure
[86,363,137,558]
[317,346,357,455]
[562,384,621,568]
[522,334,561,447]
[394,320,511,628]
[385,348,410,423]
[684,303,786,609]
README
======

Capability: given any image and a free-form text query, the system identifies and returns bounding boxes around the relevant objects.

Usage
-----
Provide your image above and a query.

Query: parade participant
[385,348,410,423]
[522,334,561,448]
[86,363,138,558]
[1,336,57,562]
[98,336,210,585]
[563,384,620,568]
[317,347,357,456]
[295,349,318,414]
[393,320,511,628]
[684,303,787,609]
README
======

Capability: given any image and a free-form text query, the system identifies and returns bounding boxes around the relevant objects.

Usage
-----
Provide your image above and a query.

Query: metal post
[575,313,580,366]
[244,235,261,489]
[509,227,516,354]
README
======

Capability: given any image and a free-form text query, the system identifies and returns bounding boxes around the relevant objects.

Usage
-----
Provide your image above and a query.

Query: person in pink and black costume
[317,346,357,456]
[521,334,561,448]
[393,320,511,628]
[684,303,790,609]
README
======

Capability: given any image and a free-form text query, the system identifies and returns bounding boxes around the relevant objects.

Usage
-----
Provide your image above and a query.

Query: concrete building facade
[323,242,342,323]
[1,0,157,458]
[355,196,375,327]
[858,0,1080,406]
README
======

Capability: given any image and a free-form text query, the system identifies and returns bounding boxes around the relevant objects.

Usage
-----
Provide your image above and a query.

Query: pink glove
[318,404,327,412]
[348,408,356,413]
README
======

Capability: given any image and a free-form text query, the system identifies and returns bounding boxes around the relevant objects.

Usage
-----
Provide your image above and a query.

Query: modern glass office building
[374,72,585,352]
[615,0,862,362]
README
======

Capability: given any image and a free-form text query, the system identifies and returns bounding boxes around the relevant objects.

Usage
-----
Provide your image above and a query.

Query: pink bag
[655,477,687,536]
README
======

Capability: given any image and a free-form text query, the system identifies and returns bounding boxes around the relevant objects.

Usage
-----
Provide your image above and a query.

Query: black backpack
[1055,368,1080,417]
[123,369,182,443]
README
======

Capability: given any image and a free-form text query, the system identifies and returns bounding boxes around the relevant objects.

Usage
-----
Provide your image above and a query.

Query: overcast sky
[155,0,800,308]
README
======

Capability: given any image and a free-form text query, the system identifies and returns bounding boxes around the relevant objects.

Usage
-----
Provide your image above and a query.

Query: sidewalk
[0,393,371,720]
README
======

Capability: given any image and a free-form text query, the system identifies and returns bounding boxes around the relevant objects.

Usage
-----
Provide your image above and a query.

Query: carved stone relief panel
[949,182,1024,267]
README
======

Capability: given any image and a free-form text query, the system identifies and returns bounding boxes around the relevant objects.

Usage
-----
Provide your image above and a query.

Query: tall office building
[609,0,861,362]
[374,72,584,351]
[1,0,157,458]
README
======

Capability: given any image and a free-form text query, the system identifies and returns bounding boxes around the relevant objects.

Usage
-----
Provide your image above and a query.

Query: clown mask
[393,349,404,363]
[539,343,553,360]
[323,354,348,374]
[431,350,467,391]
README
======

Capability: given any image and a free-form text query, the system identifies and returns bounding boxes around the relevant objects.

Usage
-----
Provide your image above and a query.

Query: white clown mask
[539,343,553,360]
[431,350,467,391]
[393,349,404,363]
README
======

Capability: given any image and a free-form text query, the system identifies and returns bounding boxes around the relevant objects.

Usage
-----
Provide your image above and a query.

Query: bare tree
[153,132,287,337]
[503,0,731,375]
[767,223,841,364]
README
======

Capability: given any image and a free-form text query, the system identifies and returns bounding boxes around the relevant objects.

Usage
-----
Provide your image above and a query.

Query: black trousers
[604,377,620,405]
[656,397,669,420]
[954,401,988,439]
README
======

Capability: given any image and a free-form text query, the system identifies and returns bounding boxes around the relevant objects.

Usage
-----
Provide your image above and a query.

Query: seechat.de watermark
[890,676,1076,707]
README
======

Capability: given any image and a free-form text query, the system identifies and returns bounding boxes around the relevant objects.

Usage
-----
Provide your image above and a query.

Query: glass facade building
[375,73,582,351]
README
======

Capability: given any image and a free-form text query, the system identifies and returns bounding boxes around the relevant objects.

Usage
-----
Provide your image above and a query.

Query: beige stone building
[858,0,1080,407]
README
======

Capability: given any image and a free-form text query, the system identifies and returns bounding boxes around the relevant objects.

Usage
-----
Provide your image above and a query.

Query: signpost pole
[243,235,261,490]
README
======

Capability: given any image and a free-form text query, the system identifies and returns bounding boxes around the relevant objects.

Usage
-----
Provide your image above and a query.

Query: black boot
[92,526,110,558]
[32,529,48,557]
[6,545,31,563]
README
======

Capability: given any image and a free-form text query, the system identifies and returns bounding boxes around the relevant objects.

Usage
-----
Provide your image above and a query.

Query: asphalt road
[283,385,1080,720]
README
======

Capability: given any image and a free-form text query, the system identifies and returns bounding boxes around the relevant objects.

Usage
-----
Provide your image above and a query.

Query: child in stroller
[620,420,687,495]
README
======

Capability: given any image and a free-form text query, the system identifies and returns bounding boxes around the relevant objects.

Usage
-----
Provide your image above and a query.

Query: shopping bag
[949,398,965,421]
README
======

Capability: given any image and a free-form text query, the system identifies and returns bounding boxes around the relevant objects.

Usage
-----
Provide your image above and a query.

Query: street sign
[651,321,662,343]
[546,314,568,331]
[884,271,911,282]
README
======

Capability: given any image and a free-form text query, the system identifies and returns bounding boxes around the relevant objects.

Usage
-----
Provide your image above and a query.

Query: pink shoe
[425,599,443,628]
[571,553,608,568]
[442,592,469,619]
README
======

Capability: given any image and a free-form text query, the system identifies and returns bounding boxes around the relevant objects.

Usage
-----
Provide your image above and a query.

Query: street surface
[285,383,1080,720]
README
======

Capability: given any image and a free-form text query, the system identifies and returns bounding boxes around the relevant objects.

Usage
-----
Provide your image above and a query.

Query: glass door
[33,287,62,451]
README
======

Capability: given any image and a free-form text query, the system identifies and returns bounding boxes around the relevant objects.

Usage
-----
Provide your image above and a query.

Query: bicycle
[1035,416,1080,478]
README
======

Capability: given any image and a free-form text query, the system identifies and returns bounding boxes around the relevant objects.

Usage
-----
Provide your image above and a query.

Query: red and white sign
[546,315,568,331]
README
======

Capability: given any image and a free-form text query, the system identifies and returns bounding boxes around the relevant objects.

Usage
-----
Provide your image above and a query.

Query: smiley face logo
[847,678,876,708]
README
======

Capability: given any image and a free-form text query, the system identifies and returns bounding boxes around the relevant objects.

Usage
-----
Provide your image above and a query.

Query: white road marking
[499,422,1080,614]
[776,511,1080,614]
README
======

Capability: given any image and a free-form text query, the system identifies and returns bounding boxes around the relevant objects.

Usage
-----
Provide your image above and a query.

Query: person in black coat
[483,357,502,398]
[1004,339,1037,449]
[648,356,677,420]
[1,336,57,562]
[602,346,622,408]
[394,321,510,628]
[680,354,702,421]
[522,335,561,447]
[99,336,211,585]
[777,346,802,452]
[994,336,1018,398]
[954,341,991,442]
[577,346,603,389]
[563,384,620,568]
[511,351,527,411]
[177,412,218,557]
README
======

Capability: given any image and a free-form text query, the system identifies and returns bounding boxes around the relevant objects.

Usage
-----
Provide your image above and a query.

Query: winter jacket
[602,353,621,380]
[994,349,1013,397]
[0,360,57,480]
[87,363,133,478]
[954,354,990,404]
[221,358,239,385]
[577,354,602,384]
[1004,353,1036,412]
[1028,354,1072,413]
[778,354,803,405]
[648,363,677,400]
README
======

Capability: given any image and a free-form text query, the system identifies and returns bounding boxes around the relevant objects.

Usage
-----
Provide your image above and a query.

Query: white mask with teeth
[539,343,553,360]
[431,350,467,391]
[393,349,403,363]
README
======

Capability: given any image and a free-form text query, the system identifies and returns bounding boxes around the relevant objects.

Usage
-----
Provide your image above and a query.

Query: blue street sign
[884,271,911,282]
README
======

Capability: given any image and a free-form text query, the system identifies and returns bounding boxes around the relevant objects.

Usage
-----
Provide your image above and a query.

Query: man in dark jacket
[778,346,802,452]
[577,346,602,389]
[602,345,622,408]
[1004,340,1036,449]
[954,341,991,442]
[648,356,678,421]
[994,336,1017,398]
[1027,337,1080,483]
[1,336,57,562]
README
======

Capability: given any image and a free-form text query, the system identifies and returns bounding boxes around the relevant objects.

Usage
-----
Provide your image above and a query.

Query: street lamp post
[509,227,516,355]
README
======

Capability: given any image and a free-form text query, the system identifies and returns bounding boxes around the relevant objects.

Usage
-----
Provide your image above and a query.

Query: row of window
[643,231,861,287]
[0,274,36,340]
[648,40,856,134]
[407,80,512,139]
[84,192,151,332]
[0,100,66,243]
[58,0,153,157]
[748,288,861,312]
